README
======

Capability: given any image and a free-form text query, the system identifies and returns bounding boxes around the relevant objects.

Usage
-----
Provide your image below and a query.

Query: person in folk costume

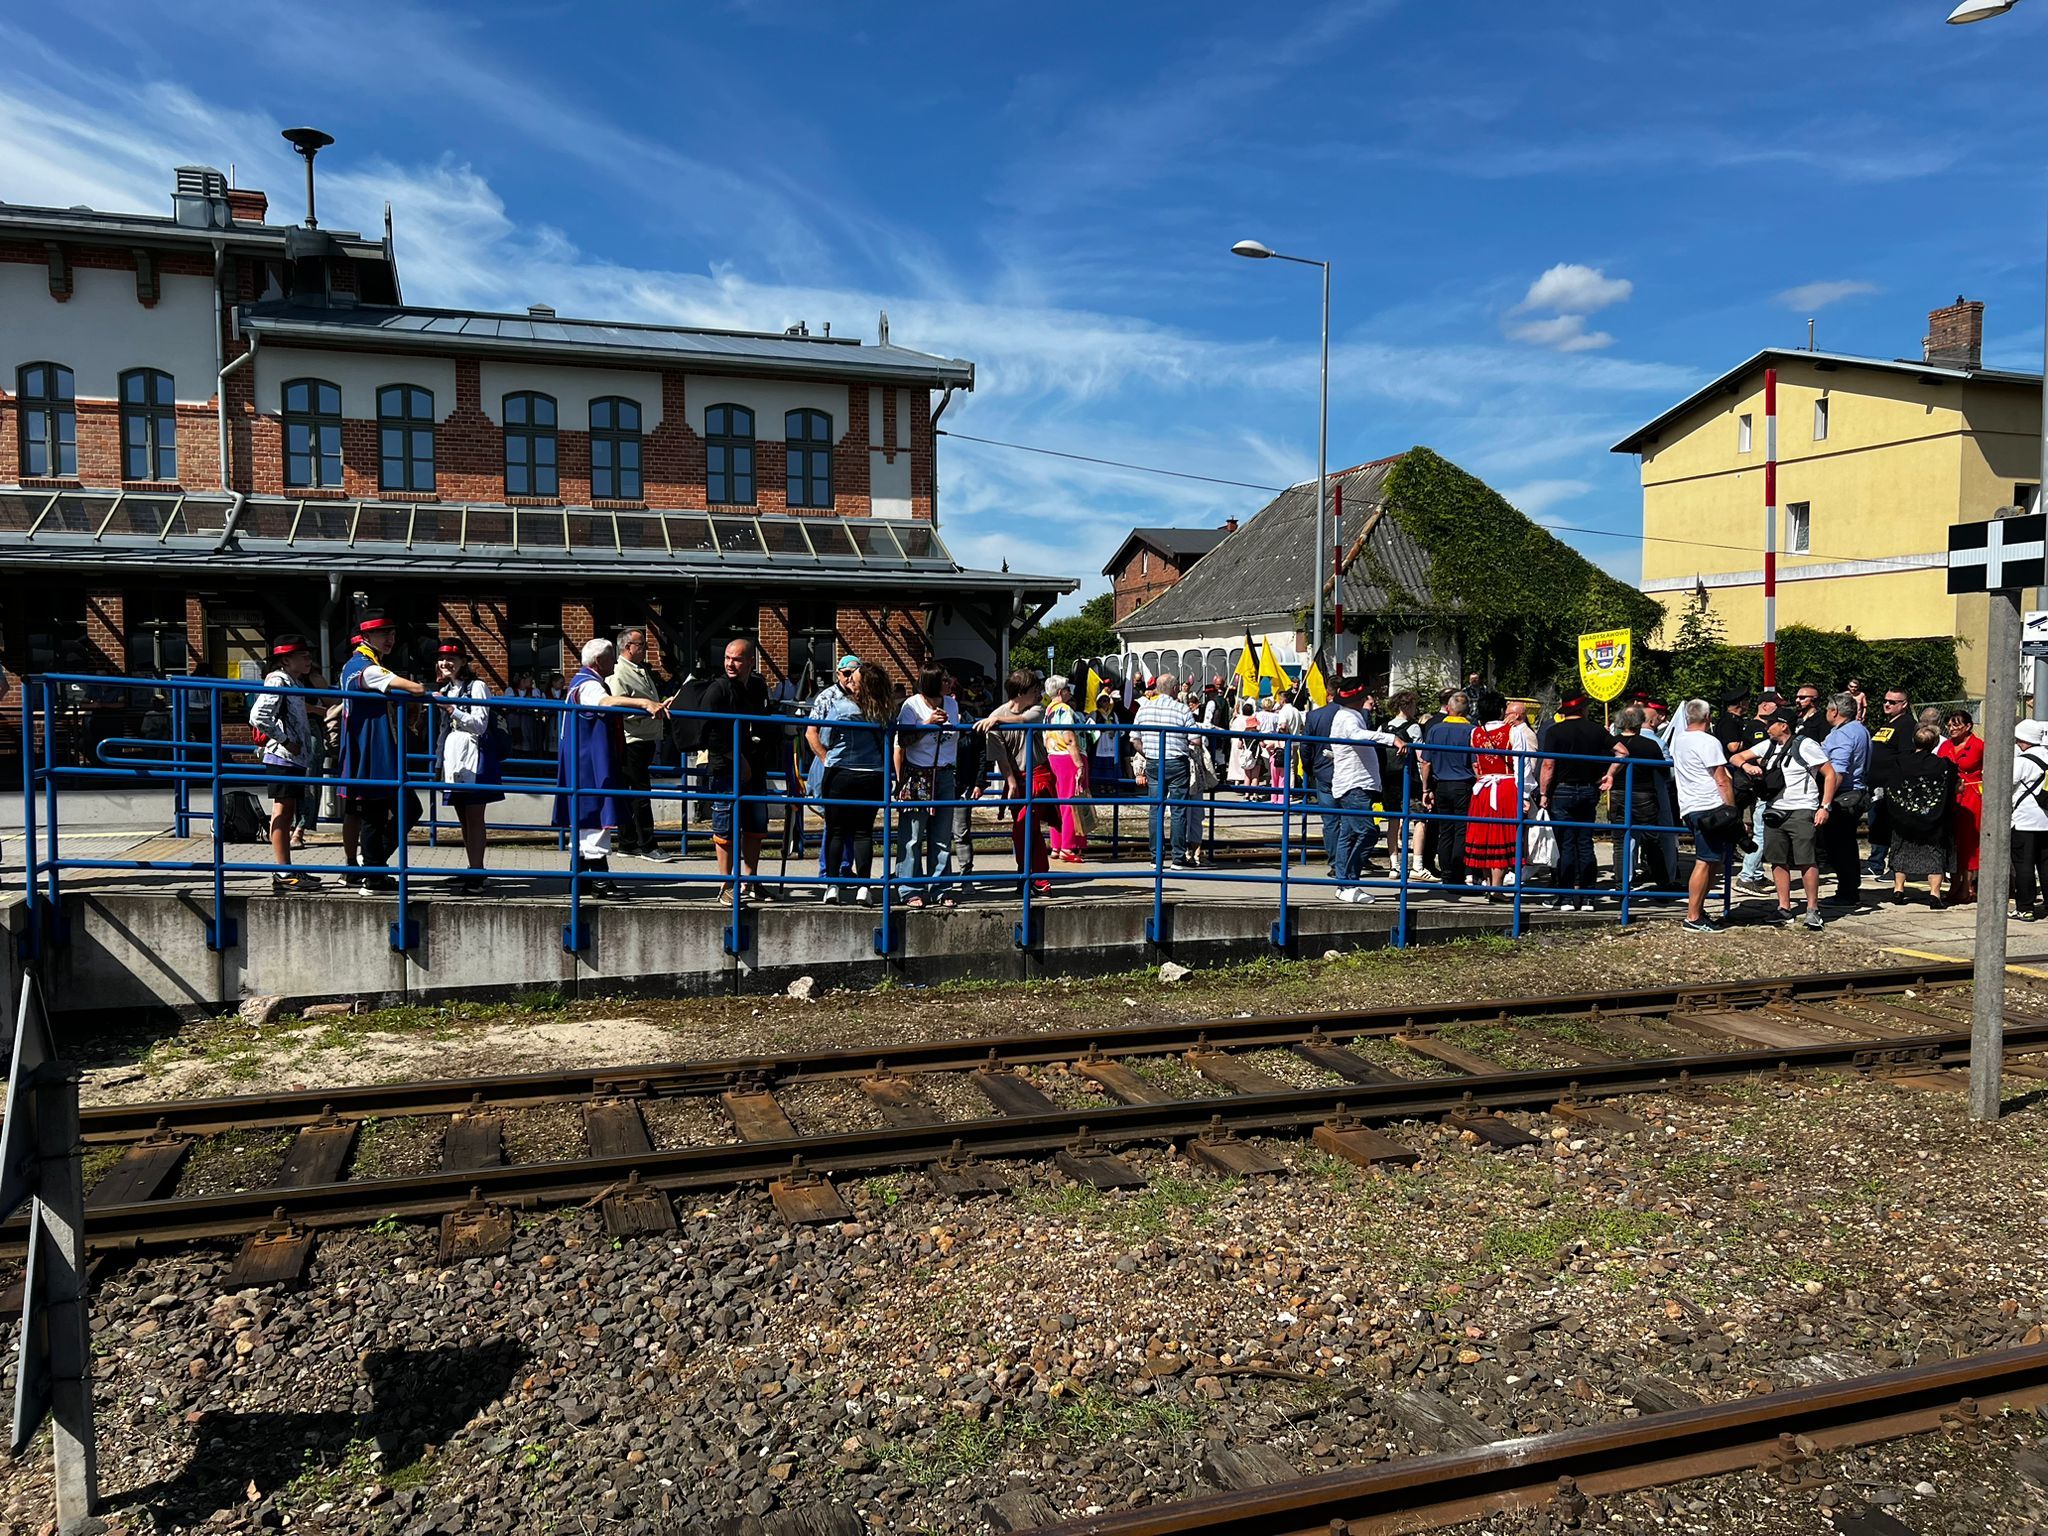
[554,636,667,896]
[1463,690,1520,900]
[430,641,505,894]
[1936,709,1983,905]
[338,613,426,892]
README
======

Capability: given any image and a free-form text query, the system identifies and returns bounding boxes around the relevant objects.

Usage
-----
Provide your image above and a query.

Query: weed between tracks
[1017,1173,1234,1238]
[879,1389,1203,1489]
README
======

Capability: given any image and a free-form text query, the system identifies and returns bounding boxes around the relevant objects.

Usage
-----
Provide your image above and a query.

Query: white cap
[2018,720,2047,746]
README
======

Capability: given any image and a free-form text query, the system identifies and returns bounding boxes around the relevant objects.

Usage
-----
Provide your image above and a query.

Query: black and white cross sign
[1948,513,2048,594]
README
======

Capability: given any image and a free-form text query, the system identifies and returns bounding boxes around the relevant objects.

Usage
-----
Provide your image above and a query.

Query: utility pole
[1972,546,2023,1120]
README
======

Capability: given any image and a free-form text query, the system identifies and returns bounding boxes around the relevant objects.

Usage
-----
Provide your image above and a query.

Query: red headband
[359,617,394,634]
[436,643,462,657]
[272,642,303,656]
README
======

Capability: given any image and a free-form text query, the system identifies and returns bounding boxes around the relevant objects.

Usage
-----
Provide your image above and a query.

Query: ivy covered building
[1113,448,1659,697]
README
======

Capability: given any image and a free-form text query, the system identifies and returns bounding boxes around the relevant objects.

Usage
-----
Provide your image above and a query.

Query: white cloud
[1504,479,1593,517]
[1774,279,1879,311]
[1503,314,1615,352]
[1517,263,1633,316]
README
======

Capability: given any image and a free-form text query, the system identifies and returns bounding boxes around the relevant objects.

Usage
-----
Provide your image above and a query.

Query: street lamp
[1947,0,2019,20]
[1233,238,1332,666]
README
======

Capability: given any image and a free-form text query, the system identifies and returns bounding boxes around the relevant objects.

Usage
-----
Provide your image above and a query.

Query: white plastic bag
[1526,807,1559,869]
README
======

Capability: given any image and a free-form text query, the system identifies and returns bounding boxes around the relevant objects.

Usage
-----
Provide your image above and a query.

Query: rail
[16,672,1726,961]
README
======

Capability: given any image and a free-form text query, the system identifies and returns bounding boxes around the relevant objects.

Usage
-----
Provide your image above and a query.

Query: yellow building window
[1813,397,1829,442]
[1738,413,1753,453]
[1786,502,1811,554]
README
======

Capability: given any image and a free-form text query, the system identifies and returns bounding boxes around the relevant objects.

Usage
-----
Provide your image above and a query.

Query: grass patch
[1659,1150,1770,1192]
[880,1390,1203,1488]
[859,1175,905,1208]
[1017,1174,1230,1239]
[1481,1203,1670,1269]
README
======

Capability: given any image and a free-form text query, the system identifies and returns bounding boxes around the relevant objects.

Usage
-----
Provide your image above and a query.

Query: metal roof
[240,302,977,387]
[1117,457,1441,635]
[0,202,386,258]
[1611,347,2044,455]
[0,488,1070,595]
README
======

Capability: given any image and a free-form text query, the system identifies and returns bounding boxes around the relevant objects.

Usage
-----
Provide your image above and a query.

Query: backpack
[220,787,269,844]
[668,677,710,752]
[2024,750,2048,814]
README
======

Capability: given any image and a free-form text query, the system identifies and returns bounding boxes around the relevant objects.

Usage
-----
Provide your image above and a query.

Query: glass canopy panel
[665,514,715,553]
[360,506,413,543]
[464,508,512,546]
[805,521,859,559]
[302,502,355,542]
[712,517,763,555]
[846,522,901,563]
[757,520,813,557]
[179,500,231,537]
[892,523,938,560]
[517,510,568,550]
[616,513,663,550]
[44,496,100,535]
[0,493,48,533]
[238,500,295,539]
[409,505,454,544]
[102,495,178,538]
[567,512,616,549]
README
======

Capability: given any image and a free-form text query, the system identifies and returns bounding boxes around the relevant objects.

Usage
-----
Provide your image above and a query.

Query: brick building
[0,156,1069,752]
[1101,523,1231,622]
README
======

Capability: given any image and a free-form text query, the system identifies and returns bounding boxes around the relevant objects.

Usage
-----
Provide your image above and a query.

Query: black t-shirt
[1542,716,1616,786]
[1713,711,1749,756]
[1867,709,1914,786]
[699,673,773,773]
[1613,732,1667,801]
[1796,711,1828,743]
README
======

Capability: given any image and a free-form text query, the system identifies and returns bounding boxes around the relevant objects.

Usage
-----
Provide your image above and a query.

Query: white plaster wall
[1389,630,1461,691]
[478,361,666,429]
[866,386,883,448]
[896,388,914,450]
[254,346,459,420]
[870,452,913,519]
[0,265,218,402]
[684,374,849,442]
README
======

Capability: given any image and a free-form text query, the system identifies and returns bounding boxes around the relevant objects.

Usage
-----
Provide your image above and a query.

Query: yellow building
[1614,299,2041,695]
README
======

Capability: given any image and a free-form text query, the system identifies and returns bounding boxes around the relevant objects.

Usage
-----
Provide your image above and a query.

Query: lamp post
[1945,0,2040,1120]
[1233,239,1331,666]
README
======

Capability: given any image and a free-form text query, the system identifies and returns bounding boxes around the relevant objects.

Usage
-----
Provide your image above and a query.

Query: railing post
[1146,726,1167,946]
[171,689,190,838]
[1272,731,1292,951]
[1510,742,1528,939]
[205,687,235,951]
[19,679,40,960]
[390,694,417,953]
[1393,756,1412,949]
[725,714,749,957]
[877,717,897,957]
[1014,723,1037,950]
[1619,757,1635,928]
[562,696,587,954]
[424,703,443,848]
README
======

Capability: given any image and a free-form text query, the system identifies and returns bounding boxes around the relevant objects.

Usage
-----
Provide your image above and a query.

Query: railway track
[14,960,2045,1286]
[1021,1341,2048,1535]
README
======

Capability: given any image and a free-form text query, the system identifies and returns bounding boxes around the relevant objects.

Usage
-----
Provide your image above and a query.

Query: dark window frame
[376,384,436,494]
[281,377,343,490]
[120,368,178,481]
[504,391,558,498]
[784,408,833,509]
[17,361,76,478]
[589,395,643,501]
[706,403,756,506]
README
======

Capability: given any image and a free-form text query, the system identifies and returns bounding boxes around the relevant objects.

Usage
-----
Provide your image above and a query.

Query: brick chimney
[224,187,269,224]
[1222,517,1239,532]
[1924,296,1984,369]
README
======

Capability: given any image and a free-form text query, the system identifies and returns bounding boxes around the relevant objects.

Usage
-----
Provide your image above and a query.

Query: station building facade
[0,159,1069,761]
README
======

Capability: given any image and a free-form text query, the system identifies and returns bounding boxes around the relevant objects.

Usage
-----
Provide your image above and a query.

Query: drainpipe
[213,332,259,550]
[930,383,958,528]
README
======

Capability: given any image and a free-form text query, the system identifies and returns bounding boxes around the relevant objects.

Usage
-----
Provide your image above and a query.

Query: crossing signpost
[3,976,98,1533]
[1949,509,2041,1121]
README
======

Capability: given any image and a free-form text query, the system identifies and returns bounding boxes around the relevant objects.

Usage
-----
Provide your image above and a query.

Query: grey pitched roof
[0,201,387,258]
[1118,456,1439,635]
[1099,525,1228,575]
[1611,346,2042,454]
[240,301,976,387]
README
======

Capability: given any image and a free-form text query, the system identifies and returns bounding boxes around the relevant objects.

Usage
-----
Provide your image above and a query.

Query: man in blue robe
[338,613,426,892]
[555,636,667,897]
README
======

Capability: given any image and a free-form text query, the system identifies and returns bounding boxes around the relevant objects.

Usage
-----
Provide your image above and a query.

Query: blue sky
[4,1,2044,610]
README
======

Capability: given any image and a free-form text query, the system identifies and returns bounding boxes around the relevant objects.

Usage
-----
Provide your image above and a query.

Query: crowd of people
[232,630,2032,928]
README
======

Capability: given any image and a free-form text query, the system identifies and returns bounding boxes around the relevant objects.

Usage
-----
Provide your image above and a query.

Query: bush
[1640,619,1965,707]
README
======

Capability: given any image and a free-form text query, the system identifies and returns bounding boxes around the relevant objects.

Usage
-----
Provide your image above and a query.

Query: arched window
[589,397,642,501]
[504,392,557,497]
[784,408,833,509]
[376,385,435,494]
[705,403,755,506]
[281,378,342,489]
[119,368,177,481]
[17,363,76,478]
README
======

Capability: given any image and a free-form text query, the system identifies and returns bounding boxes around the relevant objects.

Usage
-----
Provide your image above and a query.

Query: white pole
[1313,260,1329,657]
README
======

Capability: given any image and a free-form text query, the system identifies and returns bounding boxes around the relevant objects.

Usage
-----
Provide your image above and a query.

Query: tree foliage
[1364,447,1665,694]
[1012,592,1118,678]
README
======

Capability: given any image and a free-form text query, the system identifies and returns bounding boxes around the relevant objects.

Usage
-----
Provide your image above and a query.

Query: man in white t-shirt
[1668,697,1735,934]
[2013,721,2048,921]
[1327,678,1408,902]
[1753,711,1838,931]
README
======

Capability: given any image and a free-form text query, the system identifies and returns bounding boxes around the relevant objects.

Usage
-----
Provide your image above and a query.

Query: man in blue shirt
[1416,690,1477,888]
[1819,690,1873,906]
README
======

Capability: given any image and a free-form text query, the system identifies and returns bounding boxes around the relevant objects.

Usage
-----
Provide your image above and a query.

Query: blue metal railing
[16,673,1727,962]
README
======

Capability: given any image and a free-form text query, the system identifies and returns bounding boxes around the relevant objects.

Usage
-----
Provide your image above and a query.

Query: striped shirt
[1132,694,1198,760]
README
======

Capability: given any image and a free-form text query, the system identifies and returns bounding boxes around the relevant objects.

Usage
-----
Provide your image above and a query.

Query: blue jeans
[893,765,955,899]
[1332,786,1380,884]
[1550,783,1600,894]
[1155,759,1198,863]
[1314,779,1340,868]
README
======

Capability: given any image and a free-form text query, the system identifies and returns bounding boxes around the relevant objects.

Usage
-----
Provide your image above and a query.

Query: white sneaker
[1349,887,1376,904]
[1335,886,1361,903]
[855,886,874,906]
[821,887,842,905]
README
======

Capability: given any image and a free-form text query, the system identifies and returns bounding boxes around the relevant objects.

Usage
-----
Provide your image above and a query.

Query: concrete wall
[18,887,1603,1025]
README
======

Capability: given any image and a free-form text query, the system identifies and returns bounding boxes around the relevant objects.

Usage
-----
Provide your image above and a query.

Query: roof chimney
[224,187,268,224]
[1223,517,1239,533]
[528,303,556,318]
[1924,295,1984,369]
[171,166,229,229]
